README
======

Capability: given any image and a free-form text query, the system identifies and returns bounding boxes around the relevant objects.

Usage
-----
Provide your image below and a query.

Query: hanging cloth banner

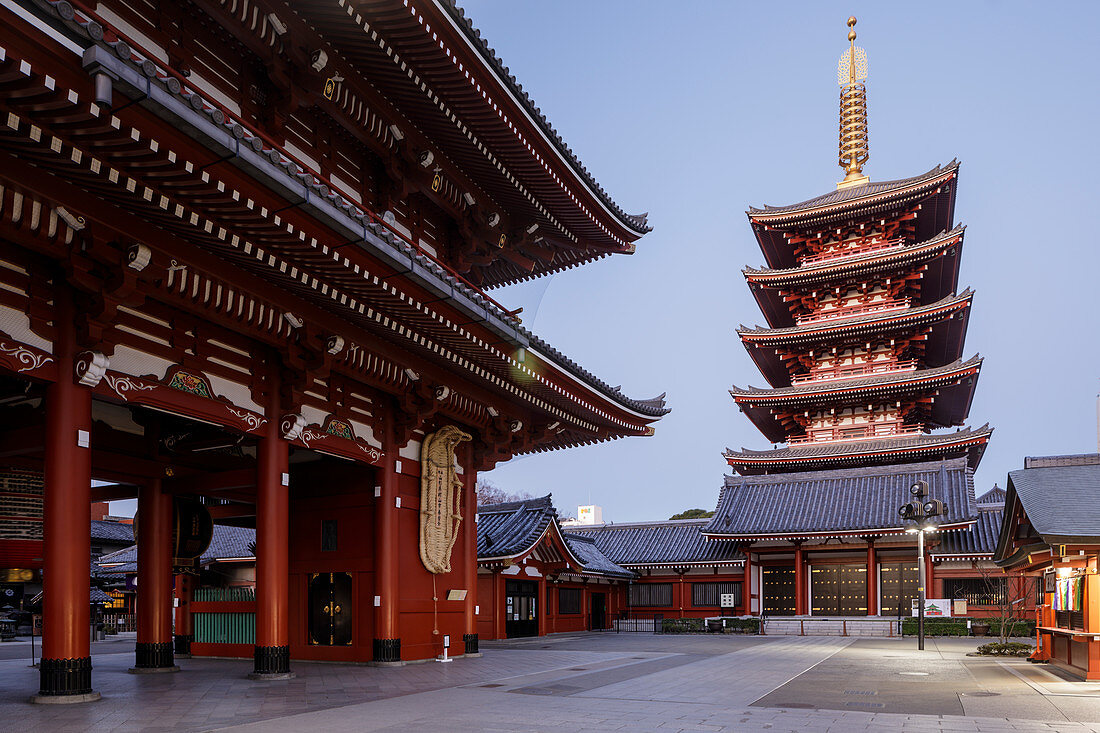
[419,425,472,574]
[1054,576,1086,612]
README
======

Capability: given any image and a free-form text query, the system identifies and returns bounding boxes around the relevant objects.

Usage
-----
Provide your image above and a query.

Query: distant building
[562,505,603,526]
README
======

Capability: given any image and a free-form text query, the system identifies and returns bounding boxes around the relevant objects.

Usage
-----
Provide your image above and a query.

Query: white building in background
[562,505,603,527]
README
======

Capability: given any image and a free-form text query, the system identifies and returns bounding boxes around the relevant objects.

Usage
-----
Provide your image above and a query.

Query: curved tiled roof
[744,226,965,284]
[1003,463,1100,543]
[438,1,651,235]
[525,334,670,418]
[731,355,982,402]
[90,519,136,544]
[569,519,743,567]
[738,290,974,342]
[976,485,1007,506]
[748,162,959,219]
[476,495,631,578]
[724,425,994,474]
[705,458,977,537]
[933,509,1002,557]
[96,524,255,572]
[477,495,557,559]
[561,533,634,579]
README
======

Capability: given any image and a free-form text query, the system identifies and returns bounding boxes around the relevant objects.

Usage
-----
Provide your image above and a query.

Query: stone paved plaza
[3,632,1100,732]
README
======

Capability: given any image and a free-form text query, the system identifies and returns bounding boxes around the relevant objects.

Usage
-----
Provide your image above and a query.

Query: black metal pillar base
[131,642,176,672]
[247,645,294,680]
[173,633,193,656]
[463,633,479,655]
[31,657,100,704]
[369,637,404,666]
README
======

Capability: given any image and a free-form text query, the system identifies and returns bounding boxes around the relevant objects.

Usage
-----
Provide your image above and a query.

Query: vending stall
[994,455,1100,680]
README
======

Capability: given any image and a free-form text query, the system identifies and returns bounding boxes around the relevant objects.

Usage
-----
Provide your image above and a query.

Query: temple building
[475,495,632,639]
[703,18,993,624]
[0,0,667,701]
[996,454,1100,681]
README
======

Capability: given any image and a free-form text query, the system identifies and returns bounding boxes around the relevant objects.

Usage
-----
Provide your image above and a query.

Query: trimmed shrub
[661,618,704,634]
[976,641,1032,656]
[900,618,1035,637]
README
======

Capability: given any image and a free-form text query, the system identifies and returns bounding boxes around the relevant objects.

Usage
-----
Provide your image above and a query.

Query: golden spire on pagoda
[837,16,870,190]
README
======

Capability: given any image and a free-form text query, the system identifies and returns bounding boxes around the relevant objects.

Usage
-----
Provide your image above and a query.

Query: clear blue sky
[470,1,1100,521]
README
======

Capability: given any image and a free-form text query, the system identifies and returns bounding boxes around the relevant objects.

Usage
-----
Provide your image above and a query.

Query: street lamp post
[899,480,947,652]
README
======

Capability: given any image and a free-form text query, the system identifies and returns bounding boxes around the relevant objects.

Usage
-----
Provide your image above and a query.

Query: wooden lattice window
[628,583,672,608]
[692,582,742,608]
[558,588,582,615]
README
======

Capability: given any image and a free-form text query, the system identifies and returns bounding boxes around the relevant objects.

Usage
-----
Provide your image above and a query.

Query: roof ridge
[436,0,651,235]
[746,160,960,217]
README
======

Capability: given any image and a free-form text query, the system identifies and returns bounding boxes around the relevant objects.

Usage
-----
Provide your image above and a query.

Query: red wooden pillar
[537,574,547,636]
[742,547,753,615]
[462,444,479,655]
[677,571,686,618]
[925,555,936,600]
[794,543,806,616]
[132,480,176,671]
[866,540,878,616]
[34,286,98,702]
[372,400,401,663]
[174,574,194,656]
[252,373,292,678]
[493,569,506,639]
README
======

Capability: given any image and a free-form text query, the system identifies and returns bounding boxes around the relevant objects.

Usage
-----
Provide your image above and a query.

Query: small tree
[476,478,532,506]
[669,508,715,520]
[971,561,1033,644]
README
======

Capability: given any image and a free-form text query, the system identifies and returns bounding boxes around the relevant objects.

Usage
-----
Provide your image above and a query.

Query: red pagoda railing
[799,238,905,266]
[789,423,923,445]
[795,298,910,326]
[790,360,918,385]
[62,0,523,323]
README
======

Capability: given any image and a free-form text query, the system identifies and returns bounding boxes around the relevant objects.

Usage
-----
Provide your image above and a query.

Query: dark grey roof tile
[569,519,743,566]
[704,458,977,536]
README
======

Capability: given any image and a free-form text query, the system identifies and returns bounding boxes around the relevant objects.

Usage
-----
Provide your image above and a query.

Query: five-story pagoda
[703,19,991,622]
[727,19,990,477]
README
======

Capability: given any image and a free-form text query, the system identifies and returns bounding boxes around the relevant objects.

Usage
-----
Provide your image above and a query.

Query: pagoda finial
[837,16,870,190]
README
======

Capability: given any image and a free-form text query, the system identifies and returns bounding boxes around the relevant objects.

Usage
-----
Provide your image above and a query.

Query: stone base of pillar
[369,638,404,666]
[173,634,193,656]
[32,657,99,703]
[463,633,479,655]
[247,645,294,680]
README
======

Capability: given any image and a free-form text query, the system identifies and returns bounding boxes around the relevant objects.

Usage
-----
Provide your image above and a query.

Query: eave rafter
[0,41,660,451]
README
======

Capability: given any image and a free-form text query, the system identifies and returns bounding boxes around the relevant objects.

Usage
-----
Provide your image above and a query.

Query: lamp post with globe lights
[898,480,948,650]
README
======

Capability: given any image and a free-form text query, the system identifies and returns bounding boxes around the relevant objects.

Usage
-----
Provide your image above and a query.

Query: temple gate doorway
[308,572,353,646]
[810,564,867,616]
[762,566,796,616]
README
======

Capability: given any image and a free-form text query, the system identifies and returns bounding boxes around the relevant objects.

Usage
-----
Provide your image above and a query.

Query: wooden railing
[789,424,923,445]
[795,299,910,326]
[800,238,905,266]
[791,360,918,384]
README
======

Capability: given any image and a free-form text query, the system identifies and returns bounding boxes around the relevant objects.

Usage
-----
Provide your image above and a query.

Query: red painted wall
[287,462,377,663]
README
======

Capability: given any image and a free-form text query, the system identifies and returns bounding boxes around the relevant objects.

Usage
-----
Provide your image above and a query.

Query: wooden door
[762,565,795,616]
[505,580,539,637]
[308,572,353,645]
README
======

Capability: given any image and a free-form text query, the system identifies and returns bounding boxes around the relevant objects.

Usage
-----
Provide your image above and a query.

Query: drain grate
[480,684,504,688]
[568,668,588,671]
[845,701,885,709]
[961,691,1000,697]
[843,690,878,696]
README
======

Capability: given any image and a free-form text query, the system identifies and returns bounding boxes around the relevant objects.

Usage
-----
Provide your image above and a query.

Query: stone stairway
[762,616,898,637]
